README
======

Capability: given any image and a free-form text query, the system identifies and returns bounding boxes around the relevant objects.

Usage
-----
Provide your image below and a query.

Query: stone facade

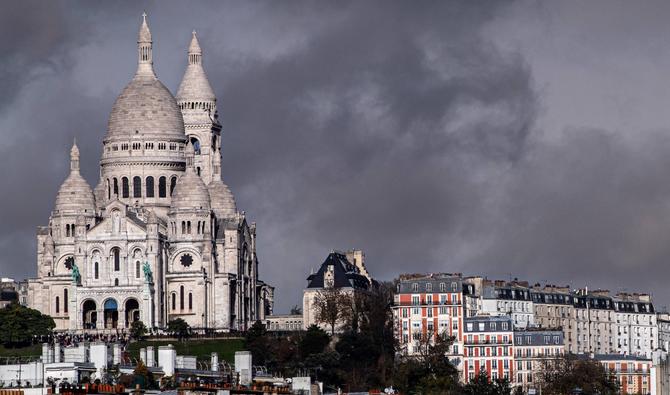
[27,14,273,332]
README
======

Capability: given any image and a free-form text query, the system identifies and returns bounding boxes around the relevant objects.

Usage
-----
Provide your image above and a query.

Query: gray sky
[3,1,670,312]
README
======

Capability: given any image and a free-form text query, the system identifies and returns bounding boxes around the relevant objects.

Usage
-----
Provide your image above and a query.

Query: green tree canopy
[130,320,148,340]
[536,355,620,395]
[299,325,330,358]
[166,318,190,340]
[0,302,55,347]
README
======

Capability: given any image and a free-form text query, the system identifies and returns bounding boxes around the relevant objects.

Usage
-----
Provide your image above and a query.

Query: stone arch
[173,248,200,271]
[103,298,119,329]
[82,299,97,329]
[124,298,140,328]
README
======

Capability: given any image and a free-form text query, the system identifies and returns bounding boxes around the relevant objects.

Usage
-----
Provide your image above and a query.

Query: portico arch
[124,298,140,328]
[103,298,119,329]
[82,300,97,329]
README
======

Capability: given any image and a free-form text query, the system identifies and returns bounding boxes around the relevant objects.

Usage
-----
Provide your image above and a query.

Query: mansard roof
[306,252,370,290]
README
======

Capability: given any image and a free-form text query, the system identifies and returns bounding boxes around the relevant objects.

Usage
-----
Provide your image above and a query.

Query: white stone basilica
[26,14,274,332]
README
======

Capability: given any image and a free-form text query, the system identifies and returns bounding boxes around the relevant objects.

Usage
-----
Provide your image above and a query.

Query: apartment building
[393,274,464,358]
[462,316,514,383]
[513,329,565,393]
[613,293,657,358]
[596,354,652,394]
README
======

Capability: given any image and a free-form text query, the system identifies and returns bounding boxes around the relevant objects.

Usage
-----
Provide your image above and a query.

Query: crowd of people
[34,332,130,347]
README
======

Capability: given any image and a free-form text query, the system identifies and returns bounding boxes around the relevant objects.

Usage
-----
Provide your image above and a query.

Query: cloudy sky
[3,1,670,312]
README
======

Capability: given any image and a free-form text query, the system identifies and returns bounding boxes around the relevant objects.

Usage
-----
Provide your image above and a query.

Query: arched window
[188,293,193,310]
[171,293,176,310]
[106,179,111,200]
[181,221,186,234]
[64,289,68,313]
[122,177,129,198]
[114,278,119,286]
[180,286,184,310]
[55,296,60,313]
[196,167,201,176]
[94,262,99,279]
[66,224,70,237]
[170,177,177,196]
[133,176,142,198]
[146,176,154,198]
[136,261,140,278]
[187,221,191,234]
[190,137,201,154]
[112,248,120,271]
[158,176,166,198]
[113,178,119,197]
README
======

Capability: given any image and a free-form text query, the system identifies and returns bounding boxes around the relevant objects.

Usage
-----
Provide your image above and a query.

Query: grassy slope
[0,344,42,358]
[127,338,245,363]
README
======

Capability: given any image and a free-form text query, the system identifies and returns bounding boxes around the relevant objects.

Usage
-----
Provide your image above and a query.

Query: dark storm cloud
[2,0,670,312]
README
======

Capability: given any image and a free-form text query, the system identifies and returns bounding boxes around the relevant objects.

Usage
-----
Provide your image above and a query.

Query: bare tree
[314,288,344,335]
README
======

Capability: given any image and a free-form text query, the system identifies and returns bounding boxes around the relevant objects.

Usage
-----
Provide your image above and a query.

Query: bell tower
[176,31,221,185]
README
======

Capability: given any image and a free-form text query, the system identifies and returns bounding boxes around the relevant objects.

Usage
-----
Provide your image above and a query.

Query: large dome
[106,74,185,141]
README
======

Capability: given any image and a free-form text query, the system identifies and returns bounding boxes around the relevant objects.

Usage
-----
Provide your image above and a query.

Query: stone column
[146,346,155,367]
[54,343,61,363]
[112,343,122,365]
[143,282,153,328]
[140,348,147,365]
[211,353,218,372]
[69,284,78,331]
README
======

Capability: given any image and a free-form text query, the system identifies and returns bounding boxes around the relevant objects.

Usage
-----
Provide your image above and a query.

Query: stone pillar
[54,343,62,363]
[211,352,219,372]
[69,284,78,330]
[140,348,147,365]
[41,343,51,363]
[234,351,252,386]
[112,343,122,365]
[89,343,108,379]
[143,282,153,328]
[146,346,155,367]
[158,345,176,376]
[96,308,104,329]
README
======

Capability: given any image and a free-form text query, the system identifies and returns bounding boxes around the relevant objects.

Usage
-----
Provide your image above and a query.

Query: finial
[70,139,80,172]
[137,12,155,76]
[188,30,202,64]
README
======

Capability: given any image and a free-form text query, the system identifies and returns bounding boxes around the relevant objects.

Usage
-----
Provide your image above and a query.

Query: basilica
[26,14,274,332]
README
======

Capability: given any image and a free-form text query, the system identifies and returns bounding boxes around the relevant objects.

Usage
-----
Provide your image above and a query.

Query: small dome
[54,142,96,215]
[106,75,185,141]
[170,167,211,212]
[208,178,237,217]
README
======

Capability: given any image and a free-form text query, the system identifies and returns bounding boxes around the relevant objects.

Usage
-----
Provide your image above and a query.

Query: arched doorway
[103,299,118,329]
[82,300,97,329]
[125,298,140,328]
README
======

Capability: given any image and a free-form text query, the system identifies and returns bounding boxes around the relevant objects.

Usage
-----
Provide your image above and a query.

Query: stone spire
[176,31,216,104]
[188,31,202,65]
[70,139,80,172]
[136,12,155,77]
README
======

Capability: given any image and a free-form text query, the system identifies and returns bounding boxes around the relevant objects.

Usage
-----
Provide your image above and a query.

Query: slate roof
[306,252,370,290]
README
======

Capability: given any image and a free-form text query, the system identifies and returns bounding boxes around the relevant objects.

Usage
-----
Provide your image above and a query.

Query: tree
[0,302,55,347]
[394,328,461,394]
[535,355,619,395]
[462,372,512,395]
[245,321,272,366]
[299,325,330,358]
[130,321,147,340]
[166,318,190,340]
[313,288,344,335]
[290,305,302,315]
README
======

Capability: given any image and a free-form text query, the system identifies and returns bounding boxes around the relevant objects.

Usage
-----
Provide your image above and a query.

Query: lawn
[127,338,245,363]
[0,343,42,359]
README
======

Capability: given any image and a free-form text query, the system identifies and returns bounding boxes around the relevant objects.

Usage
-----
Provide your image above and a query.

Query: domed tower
[52,141,97,239]
[99,13,187,218]
[166,143,214,327]
[176,31,221,186]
